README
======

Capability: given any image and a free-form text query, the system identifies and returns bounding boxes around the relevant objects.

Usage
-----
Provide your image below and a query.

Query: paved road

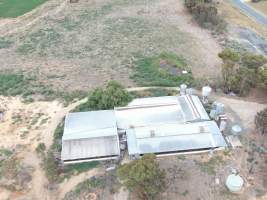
[231,0,267,27]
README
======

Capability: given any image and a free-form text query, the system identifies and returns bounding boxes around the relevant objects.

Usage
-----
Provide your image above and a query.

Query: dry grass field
[247,1,267,16]
[0,0,222,92]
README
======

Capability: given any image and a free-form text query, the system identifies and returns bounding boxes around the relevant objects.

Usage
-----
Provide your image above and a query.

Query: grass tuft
[131,52,193,86]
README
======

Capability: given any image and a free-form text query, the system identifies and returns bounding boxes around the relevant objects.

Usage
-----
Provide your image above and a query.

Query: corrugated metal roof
[61,110,120,162]
[115,95,209,129]
[63,110,117,140]
[129,96,179,106]
[61,95,225,163]
[61,136,120,161]
[126,121,227,155]
[115,103,185,130]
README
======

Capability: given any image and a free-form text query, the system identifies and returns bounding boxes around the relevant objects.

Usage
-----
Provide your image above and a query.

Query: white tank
[219,120,227,132]
[216,103,224,114]
[231,125,242,136]
[226,174,244,193]
[202,86,212,97]
[180,84,187,95]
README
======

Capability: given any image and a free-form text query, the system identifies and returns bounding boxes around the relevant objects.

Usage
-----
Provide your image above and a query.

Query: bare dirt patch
[0,96,63,200]
[0,0,222,92]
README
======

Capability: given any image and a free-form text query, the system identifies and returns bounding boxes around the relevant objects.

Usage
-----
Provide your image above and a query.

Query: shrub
[255,108,267,135]
[35,143,46,155]
[184,0,226,32]
[117,154,166,200]
[43,150,60,183]
[75,81,132,111]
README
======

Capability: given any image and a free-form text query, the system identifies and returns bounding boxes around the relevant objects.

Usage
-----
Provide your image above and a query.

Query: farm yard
[0,0,267,200]
[0,90,266,200]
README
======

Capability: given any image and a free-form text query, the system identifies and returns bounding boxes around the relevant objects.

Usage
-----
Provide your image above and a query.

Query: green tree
[218,49,240,93]
[76,81,132,111]
[117,154,166,200]
[258,66,267,89]
[241,53,267,70]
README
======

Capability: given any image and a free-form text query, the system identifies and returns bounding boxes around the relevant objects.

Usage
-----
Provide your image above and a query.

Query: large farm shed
[61,110,120,164]
[61,95,227,164]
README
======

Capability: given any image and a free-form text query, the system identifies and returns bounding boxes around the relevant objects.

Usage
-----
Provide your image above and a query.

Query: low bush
[75,81,132,112]
[35,143,46,155]
[117,154,166,200]
[184,0,226,32]
[64,176,105,200]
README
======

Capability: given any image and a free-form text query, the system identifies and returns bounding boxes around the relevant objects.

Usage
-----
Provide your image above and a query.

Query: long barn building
[61,95,227,164]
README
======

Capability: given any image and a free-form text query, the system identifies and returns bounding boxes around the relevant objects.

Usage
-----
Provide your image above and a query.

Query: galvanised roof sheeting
[126,121,227,155]
[61,136,120,161]
[61,110,120,162]
[63,110,117,140]
[115,103,185,130]
[115,95,209,129]
[128,96,179,106]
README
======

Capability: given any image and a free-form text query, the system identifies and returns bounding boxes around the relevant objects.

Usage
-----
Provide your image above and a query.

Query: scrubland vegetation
[0,72,86,104]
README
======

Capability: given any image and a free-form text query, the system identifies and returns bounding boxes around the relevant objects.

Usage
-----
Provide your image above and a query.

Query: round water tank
[216,103,224,114]
[231,125,242,136]
[202,86,212,97]
[180,84,187,95]
[226,174,244,193]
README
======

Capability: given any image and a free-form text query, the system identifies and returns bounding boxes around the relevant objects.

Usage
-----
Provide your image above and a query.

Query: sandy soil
[0,96,88,200]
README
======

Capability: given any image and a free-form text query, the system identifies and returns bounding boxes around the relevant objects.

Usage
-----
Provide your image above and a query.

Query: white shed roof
[115,95,209,129]
[61,110,120,162]
[63,110,117,140]
[126,121,227,155]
